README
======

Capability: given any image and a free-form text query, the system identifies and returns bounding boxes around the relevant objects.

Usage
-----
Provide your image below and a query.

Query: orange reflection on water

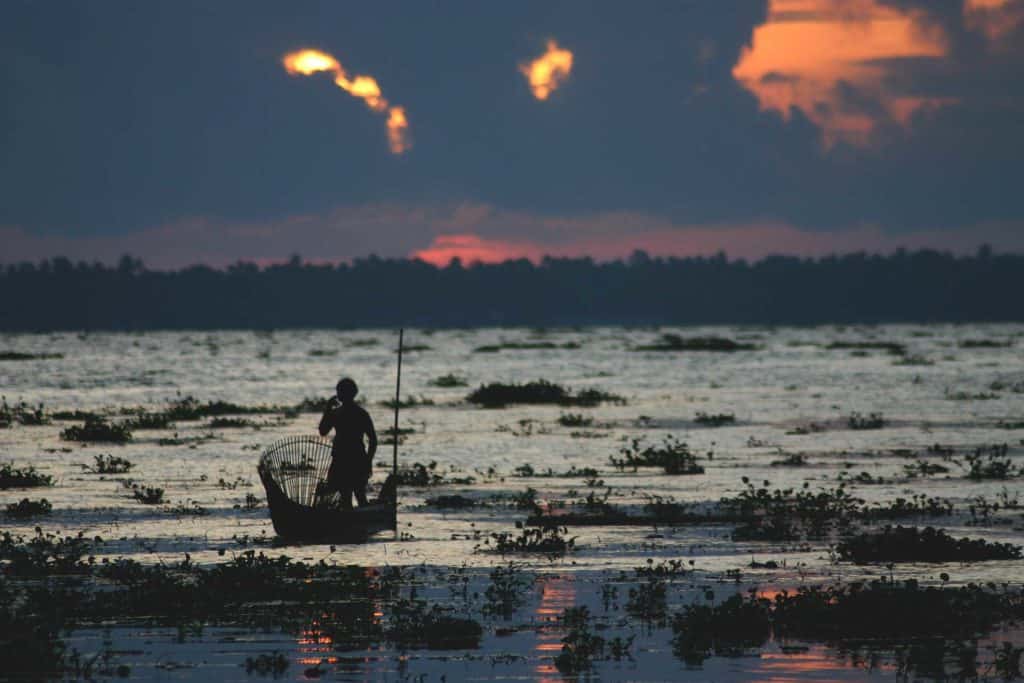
[533,575,577,682]
[732,0,950,147]
[297,617,339,666]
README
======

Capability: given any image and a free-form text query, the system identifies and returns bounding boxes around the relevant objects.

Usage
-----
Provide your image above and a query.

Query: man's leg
[339,482,354,511]
[354,479,369,506]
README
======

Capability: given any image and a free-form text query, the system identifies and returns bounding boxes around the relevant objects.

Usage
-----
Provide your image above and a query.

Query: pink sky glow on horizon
[1,204,1021,270]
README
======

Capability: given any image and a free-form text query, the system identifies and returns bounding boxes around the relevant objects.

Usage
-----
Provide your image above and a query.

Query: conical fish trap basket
[258,435,343,510]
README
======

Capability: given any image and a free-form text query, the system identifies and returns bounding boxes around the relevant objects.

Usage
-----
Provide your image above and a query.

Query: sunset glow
[282,48,411,154]
[732,0,951,147]
[520,40,574,100]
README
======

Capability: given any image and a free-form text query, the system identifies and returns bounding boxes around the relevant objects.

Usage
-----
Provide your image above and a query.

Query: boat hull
[259,464,396,543]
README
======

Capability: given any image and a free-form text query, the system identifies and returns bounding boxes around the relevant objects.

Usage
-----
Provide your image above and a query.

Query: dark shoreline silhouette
[1,246,1021,330]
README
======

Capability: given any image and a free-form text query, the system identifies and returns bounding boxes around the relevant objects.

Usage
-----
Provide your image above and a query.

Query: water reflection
[534,574,577,681]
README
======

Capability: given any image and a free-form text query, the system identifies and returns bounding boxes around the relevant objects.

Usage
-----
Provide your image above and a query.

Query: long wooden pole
[392,328,403,485]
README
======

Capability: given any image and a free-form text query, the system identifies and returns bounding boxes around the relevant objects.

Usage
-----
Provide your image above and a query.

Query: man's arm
[365,412,378,458]
[318,401,335,437]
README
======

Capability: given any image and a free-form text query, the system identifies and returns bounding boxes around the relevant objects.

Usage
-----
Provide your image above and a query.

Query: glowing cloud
[732,0,950,147]
[519,40,574,100]
[282,48,411,154]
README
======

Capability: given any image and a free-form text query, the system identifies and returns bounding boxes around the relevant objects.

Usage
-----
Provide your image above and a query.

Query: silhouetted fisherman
[319,377,377,510]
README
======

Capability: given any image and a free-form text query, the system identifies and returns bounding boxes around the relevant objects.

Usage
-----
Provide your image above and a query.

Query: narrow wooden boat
[258,329,406,544]
[257,435,396,542]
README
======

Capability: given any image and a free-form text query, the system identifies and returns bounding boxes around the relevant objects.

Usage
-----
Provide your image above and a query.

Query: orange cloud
[732,0,951,147]
[964,0,1024,45]
[519,40,574,100]
[282,48,411,154]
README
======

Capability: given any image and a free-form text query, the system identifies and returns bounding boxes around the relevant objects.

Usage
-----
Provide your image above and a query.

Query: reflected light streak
[533,575,576,682]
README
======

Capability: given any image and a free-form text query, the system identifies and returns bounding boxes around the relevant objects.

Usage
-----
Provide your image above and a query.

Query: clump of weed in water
[611,436,705,475]
[131,486,165,505]
[394,461,445,487]
[848,412,886,430]
[695,411,735,427]
[480,526,576,558]
[720,478,862,541]
[836,525,1022,564]
[0,463,54,489]
[428,373,467,388]
[61,416,132,443]
[958,444,1020,480]
[425,494,478,509]
[0,398,49,426]
[554,606,621,675]
[467,380,624,408]
[558,412,593,427]
[88,454,133,475]
[482,563,534,617]
[5,498,53,518]
[242,652,288,676]
[386,599,482,649]
[634,334,755,352]
[122,410,173,430]
[379,395,435,409]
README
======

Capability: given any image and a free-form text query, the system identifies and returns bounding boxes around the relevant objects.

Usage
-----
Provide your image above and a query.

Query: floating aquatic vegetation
[0,462,54,489]
[424,494,478,509]
[945,388,1000,400]
[672,579,1024,666]
[427,373,468,387]
[770,452,808,467]
[467,380,624,408]
[242,652,288,676]
[131,485,165,505]
[166,395,281,421]
[50,409,102,421]
[386,599,482,649]
[393,461,474,487]
[558,412,593,427]
[0,529,99,576]
[480,526,576,558]
[554,606,623,675]
[861,494,955,520]
[902,460,950,478]
[60,416,132,443]
[892,354,934,366]
[165,500,208,516]
[0,398,48,427]
[694,411,735,427]
[959,339,1013,349]
[836,526,1022,564]
[959,444,1019,480]
[626,576,669,626]
[634,334,755,352]
[827,341,906,355]
[996,419,1024,430]
[473,341,580,353]
[0,351,63,361]
[513,464,600,478]
[847,412,886,430]
[89,454,133,474]
[122,410,173,430]
[379,395,434,409]
[721,479,862,541]
[4,497,52,518]
[482,563,533,617]
[308,348,338,357]
[610,436,705,475]
[208,417,258,429]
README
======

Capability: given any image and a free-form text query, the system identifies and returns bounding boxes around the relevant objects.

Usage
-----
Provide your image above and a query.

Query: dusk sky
[2,0,1023,267]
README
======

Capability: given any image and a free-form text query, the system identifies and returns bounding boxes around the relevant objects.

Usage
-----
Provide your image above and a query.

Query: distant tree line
[0,247,1020,330]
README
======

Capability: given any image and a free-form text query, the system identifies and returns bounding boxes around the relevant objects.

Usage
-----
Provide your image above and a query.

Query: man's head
[336,377,358,403]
